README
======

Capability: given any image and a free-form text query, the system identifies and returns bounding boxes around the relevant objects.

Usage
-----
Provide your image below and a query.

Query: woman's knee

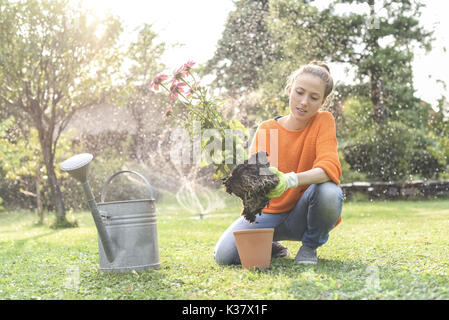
[309,182,343,223]
[314,182,343,206]
[213,238,240,266]
[213,248,239,266]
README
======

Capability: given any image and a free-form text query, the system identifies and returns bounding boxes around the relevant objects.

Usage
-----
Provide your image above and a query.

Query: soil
[222,151,279,223]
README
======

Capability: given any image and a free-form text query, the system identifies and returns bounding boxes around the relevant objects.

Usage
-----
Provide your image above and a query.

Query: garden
[1,0,449,302]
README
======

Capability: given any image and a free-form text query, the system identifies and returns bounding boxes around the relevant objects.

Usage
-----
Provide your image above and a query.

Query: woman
[214,61,343,265]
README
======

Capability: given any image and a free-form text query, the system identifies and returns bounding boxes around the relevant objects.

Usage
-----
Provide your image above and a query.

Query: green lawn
[1,196,449,300]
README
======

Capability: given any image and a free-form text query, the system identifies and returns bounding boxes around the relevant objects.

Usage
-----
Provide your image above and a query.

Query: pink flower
[186,81,200,98]
[169,82,186,102]
[172,60,196,81]
[173,67,185,81]
[150,73,168,91]
[184,60,195,73]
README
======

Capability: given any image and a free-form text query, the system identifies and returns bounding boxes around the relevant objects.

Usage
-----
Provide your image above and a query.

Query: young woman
[213,61,343,265]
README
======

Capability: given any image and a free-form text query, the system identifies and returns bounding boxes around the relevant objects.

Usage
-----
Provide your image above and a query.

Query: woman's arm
[311,112,342,184]
[297,167,330,186]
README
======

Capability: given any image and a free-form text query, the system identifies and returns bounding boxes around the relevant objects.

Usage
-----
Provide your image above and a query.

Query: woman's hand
[266,167,299,198]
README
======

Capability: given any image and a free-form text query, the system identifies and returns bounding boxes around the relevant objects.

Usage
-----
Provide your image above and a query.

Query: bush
[338,150,367,184]
[339,96,446,182]
[408,131,447,179]
[426,132,449,179]
[0,173,40,211]
[343,121,445,181]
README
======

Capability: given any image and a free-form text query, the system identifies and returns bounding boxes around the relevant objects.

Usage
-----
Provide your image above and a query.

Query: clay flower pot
[233,228,274,270]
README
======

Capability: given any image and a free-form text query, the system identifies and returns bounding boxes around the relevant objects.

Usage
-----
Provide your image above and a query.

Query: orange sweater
[249,111,342,227]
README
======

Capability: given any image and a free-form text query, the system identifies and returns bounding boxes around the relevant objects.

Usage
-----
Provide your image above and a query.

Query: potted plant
[149,62,279,223]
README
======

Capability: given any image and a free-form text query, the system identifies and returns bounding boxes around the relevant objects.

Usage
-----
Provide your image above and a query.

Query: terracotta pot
[233,228,274,270]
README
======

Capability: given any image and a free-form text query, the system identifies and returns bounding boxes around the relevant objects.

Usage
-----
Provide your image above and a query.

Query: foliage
[426,133,449,179]
[0,0,123,223]
[59,23,172,211]
[204,0,335,119]
[338,95,447,181]
[338,150,367,184]
[429,96,449,135]
[0,117,42,180]
[342,119,445,181]
[150,63,250,180]
[125,24,167,88]
[0,116,74,181]
[203,0,277,94]
[0,117,45,214]
[1,115,75,223]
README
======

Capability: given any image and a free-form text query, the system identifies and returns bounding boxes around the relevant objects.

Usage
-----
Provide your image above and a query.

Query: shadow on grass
[11,231,60,250]
[265,257,449,299]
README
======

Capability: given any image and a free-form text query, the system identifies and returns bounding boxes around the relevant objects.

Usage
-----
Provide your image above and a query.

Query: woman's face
[288,73,326,124]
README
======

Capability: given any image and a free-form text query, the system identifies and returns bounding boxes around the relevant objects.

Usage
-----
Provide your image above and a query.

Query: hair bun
[309,61,330,74]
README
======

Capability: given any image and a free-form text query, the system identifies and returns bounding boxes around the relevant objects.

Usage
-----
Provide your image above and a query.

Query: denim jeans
[213,182,344,265]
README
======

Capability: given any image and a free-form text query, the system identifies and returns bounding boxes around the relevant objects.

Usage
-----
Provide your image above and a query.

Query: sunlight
[69,0,235,71]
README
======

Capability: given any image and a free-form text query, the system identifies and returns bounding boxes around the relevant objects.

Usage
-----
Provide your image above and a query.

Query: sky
[78,0,449,109]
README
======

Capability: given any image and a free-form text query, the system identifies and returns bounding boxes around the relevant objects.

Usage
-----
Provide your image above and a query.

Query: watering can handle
[100,170,156,203]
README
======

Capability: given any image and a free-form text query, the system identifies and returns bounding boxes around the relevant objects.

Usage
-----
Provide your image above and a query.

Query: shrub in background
[343,121,445,181]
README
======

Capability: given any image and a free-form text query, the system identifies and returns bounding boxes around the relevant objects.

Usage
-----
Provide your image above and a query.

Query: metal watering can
[60,153,160,272]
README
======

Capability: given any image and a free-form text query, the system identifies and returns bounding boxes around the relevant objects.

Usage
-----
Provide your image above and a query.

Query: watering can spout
[60,153,116,263]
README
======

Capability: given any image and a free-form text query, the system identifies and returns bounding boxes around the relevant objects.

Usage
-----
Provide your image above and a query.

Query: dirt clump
[222,151,279,223]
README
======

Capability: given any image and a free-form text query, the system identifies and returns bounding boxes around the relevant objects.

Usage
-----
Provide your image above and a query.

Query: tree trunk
[35,168,44,224]
[371,75,387,125]
[47,165,66,223]
[40,133,66,225]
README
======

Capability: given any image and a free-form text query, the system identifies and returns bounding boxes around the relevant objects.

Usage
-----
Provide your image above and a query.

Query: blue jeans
[213,182,343,265]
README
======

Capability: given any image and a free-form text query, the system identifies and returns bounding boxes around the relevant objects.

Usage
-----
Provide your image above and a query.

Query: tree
[339,0,433,126]
[204,0,278,94]
[0,0,123,226]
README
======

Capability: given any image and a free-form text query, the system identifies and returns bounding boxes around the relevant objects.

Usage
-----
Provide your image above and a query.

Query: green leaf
[228,119,249,136]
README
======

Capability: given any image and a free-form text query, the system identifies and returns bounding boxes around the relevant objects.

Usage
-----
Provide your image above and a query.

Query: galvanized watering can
[60,153,160,273]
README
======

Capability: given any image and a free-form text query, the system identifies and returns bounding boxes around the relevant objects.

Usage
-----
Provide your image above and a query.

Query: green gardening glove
[266,167,299,198]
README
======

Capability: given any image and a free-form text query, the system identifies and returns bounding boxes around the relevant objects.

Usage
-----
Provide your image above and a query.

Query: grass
[1,194,449,300]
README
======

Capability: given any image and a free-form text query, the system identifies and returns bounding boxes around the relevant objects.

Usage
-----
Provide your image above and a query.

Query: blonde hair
[285,61,334,99]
